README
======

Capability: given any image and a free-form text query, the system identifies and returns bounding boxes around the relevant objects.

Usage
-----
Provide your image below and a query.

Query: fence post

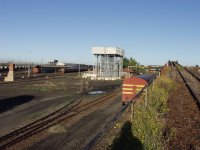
[131,102,134,122]
[145,86,148,107]
[152,79,155,89]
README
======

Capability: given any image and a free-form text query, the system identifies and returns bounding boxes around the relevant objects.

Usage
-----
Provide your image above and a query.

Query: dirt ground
[165,67,200,150]
[0,77,82,136]
[0,77,122,139]
[93,105,133,150]
[26,95,122,150]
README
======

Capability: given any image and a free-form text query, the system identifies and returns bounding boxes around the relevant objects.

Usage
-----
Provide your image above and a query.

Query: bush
[132,76,176,150]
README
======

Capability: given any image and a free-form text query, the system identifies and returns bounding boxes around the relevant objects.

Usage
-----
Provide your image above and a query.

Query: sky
[0,0,200,66]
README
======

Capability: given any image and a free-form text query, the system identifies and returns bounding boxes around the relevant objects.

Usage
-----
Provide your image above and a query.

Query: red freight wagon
[122,77,147,104]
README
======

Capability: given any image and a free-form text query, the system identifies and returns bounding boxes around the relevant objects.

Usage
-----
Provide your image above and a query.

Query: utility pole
[78,56,81,77]
[27,51,31,77]
[79,63,80,77]
[131,102,134,122]
[41,57,43,74]
[145,86,148,107]
[18,57,21,75]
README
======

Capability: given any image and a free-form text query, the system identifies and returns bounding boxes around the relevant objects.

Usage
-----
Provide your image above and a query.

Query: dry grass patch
[48,124,66,134]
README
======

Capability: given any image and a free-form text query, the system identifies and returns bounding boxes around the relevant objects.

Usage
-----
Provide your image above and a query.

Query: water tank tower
[92,47,124,80]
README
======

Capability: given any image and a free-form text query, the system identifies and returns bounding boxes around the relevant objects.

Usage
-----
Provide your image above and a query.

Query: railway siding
[0,89,120,150]
[174,62,200,106]
[165,64,200,149]
[187,68,200,81]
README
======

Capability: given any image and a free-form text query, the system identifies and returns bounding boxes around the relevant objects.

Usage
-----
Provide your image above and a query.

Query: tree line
[123,57,140,68]
[123,57,146,74]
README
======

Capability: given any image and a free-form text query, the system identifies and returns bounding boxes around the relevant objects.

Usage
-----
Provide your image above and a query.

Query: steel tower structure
[92,47,124,80]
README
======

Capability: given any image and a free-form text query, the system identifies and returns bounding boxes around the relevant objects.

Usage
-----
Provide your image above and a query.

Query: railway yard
[0,73,122,150]
[2,1,200,149]
[0,62,200,150]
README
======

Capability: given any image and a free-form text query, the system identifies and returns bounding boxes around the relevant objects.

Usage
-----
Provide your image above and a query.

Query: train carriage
[122,74,155,105]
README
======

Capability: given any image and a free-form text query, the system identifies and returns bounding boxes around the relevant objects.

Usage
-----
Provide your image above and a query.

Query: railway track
[0,75,72,85]
[185,68,200,82]
[0,72,81,85]
[0,90,119,150]
[173,62,200,107]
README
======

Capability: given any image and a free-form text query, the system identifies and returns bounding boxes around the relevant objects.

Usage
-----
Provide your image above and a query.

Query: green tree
[129,57,139,66]
[123,57,139,68]
[123,57,130,68]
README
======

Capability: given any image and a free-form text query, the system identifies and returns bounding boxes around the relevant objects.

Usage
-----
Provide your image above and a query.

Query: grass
[132,76,177,150]
[28,81,57,92]
[48,124,66,134]
[25,78,82,93]
[28,111,44,121]
[176,64,184,71]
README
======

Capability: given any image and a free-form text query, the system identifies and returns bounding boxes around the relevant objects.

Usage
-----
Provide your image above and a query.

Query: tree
[123,57,130,68]
[123,57,139,68]
[129,57,139,66]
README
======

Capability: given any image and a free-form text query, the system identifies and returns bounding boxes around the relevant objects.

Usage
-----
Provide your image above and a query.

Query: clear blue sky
[0,0,200,66]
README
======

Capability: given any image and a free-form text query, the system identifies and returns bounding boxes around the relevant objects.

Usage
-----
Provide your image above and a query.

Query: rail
[0,75,78,85]
[173,62,200,108]
[185,68,200,82]
[0,91,119,150]
[83,74,156,150]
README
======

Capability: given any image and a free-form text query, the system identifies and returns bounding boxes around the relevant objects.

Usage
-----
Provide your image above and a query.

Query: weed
[132,76,177,150]
[28,111,43,121]
[48,124,66,134]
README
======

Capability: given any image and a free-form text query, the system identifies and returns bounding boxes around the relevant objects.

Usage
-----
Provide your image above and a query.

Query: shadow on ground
[0,95,34,113]
[109,121,144,150]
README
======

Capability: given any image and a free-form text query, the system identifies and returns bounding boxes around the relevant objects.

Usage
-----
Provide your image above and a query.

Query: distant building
[123,68,134,78]
[56,62,65,66]
[48,60,58,66]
